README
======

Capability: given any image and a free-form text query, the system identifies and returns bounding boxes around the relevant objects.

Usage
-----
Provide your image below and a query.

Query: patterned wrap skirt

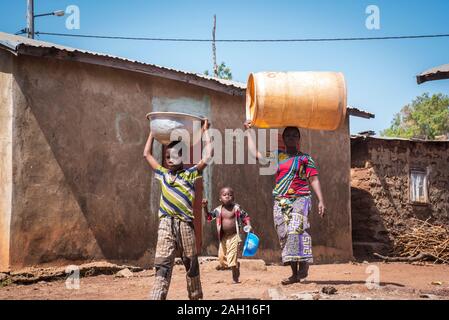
[273,196,313,264]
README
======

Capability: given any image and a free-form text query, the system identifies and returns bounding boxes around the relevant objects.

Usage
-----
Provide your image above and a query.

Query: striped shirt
[154,165,202,222]
[273,150,318,198]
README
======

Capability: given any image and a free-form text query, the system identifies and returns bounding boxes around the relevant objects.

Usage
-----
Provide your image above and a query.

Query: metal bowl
[146,112,205,145]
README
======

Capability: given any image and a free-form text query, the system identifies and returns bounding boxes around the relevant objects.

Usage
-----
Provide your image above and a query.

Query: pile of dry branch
[374,218,449,264]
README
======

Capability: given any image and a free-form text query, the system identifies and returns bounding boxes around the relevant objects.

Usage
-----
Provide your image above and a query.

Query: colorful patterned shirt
[272,150,318,198]
[154,165,202,222]
[206,203,251,240]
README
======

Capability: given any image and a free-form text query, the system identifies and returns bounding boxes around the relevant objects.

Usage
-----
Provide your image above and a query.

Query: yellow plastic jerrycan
[245,71,347,131]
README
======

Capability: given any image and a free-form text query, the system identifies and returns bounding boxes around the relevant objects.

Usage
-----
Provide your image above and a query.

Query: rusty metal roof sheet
[417,63,449,84]
[0,32,245,96]
[346,106,375,119]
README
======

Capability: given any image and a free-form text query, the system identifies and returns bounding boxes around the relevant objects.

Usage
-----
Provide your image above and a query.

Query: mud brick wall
[350,136,449,259]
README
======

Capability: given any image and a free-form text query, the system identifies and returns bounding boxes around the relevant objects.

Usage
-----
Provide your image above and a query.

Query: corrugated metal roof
[417,63,449,84]
[0,32,375,119]
[351,135,449,143]
[346,106,375,119]
[0,32,245,95]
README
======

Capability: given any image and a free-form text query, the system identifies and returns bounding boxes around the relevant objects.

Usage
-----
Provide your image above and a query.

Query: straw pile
[374,218,449,264]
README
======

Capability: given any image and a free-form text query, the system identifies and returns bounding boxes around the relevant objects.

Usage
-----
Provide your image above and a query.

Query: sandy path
[1,262,449,300]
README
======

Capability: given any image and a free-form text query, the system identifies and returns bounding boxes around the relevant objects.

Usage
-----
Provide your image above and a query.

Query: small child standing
[202,187,252,283]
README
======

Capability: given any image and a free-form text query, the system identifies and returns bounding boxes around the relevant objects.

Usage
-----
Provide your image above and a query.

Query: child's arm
[202,199,209,221]
[196,119,212,172]
[143,132,161,170]
[202,199,217,222]
[239,207,252,230]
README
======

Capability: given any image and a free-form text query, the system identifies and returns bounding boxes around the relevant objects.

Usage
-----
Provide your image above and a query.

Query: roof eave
[11,43,245,97]
[417,71,449,84]
[0,39,19,55]
[347,107,375,119]
[351,135,449,143]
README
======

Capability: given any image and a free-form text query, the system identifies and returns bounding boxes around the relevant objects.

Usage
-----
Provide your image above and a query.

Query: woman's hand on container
[243,120,252,130]
[202,119,210,132]
[244,120,263,160]
[318,201,326,218]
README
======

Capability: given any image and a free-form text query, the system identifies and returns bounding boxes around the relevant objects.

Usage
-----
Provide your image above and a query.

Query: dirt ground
[1,260,449,300]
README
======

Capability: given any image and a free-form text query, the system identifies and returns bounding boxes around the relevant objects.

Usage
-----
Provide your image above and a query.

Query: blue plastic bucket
[242,232,260,257]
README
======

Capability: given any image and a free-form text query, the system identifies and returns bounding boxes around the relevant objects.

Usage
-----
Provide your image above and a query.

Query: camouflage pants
[149,216,203,300]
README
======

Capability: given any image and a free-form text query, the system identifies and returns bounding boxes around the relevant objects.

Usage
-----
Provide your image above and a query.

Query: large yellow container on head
[245,71,347,131]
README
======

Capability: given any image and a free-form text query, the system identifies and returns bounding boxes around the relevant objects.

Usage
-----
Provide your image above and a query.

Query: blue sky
[1,0,449,134]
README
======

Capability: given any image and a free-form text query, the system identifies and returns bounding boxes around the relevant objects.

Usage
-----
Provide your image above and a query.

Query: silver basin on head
[146,111,206,145]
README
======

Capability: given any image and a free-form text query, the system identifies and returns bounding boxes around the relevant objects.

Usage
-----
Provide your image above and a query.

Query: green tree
[381,93,449,140]
[204,62,233,80]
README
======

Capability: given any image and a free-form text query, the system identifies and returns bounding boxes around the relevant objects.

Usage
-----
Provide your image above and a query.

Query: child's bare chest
[221,208,236,221]
[220,208,237,234]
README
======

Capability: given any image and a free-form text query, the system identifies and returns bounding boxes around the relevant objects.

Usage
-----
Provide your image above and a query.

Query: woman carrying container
[244,121,326,285]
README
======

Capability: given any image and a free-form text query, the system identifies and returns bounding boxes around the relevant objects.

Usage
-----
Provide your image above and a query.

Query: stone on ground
[321,286,338,295]
[115,268,134,278]
[262,287,287,300]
